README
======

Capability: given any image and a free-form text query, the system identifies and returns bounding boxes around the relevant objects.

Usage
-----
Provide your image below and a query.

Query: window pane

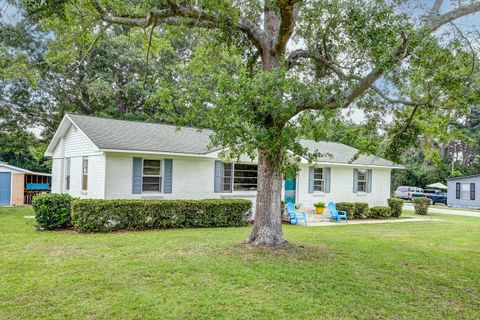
[461,183,470,199]
[143,177,161,192]
[82,175,88,191]
[233,163,258,191]
[314,180,324,192]
[357,170,366,181]
[358,181,366,192]
[314,168,323,180]
[143,160,161,175]
[82,157,88,175]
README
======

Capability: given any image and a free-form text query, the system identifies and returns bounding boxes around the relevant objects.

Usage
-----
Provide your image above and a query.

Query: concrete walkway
[404,204,480,218]
[303,216,441,227]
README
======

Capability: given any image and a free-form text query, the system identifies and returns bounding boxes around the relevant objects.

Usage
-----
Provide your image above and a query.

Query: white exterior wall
[104,152,258,211]
[51,158,63,193]
[104,153,391,214]
[296,164,391,212]
[50,125,106,199]
[105,153,216,199]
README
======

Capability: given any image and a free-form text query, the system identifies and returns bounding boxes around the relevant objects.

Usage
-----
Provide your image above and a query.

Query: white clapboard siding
[296,164,391,211]
[49,124,106,198]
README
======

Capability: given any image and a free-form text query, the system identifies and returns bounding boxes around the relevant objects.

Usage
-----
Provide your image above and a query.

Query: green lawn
[1,207,480,319]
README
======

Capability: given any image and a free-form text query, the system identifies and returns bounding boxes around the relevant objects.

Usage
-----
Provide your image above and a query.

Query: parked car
[394,186,424,200]
[422,189,447,205]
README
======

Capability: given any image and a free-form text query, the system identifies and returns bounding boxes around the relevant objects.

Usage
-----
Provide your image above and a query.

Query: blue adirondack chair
[286,202,307,226]
[328,202,348,223]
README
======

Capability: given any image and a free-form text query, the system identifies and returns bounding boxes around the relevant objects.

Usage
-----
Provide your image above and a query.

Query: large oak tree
[24,0,480,247]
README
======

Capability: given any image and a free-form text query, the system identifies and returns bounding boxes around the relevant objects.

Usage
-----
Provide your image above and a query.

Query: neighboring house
[447,174,480,209]
[45,114,403,213]
[0,162,51,206]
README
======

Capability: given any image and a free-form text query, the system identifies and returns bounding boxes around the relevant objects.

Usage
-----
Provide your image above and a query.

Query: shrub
[353,202,369,219]
[412,197,430,215]
[336,202,355,218]
[32,193,74,230]
[314,202,325,208]
[388,198,404,217]
[369,206,391,219]
[71,199,252,233]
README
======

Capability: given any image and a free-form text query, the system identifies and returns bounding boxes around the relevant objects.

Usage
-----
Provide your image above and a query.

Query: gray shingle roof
[67,114,402,168]
[67,114,219,155]
[299,139,402,168]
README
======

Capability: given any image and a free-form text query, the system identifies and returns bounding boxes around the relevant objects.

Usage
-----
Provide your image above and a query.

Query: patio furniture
[328,202,348,223]
[286,202,308,226]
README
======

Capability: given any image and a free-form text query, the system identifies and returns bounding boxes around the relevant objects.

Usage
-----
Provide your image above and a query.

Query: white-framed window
[461,183,471,200]
[142,159,162,192]
[313,168,324,192]
[357,169,367,192]
[65,157,71,191]
[82,157,88,191]
[222,163,258,192]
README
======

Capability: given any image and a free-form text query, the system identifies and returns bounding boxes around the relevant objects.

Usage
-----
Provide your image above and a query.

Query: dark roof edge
[447,173,480,180]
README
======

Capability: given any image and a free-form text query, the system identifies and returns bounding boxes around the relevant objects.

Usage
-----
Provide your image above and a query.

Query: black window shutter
[470,183,475,200]
[456,182,460,199]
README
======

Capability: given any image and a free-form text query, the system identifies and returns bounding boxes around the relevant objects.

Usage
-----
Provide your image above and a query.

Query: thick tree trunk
[247,148,286,247]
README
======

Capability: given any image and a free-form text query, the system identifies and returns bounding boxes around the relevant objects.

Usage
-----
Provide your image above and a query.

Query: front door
[0,172,11,205]
[285,178,296,204]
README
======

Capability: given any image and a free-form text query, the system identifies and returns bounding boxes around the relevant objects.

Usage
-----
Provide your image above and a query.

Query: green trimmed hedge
[71,199,252,233]
[412,197,430,215]
[353,202,369,219]
[387,198,404,217]
[335,202,368,219]
[32,193,74,230]
[369,206,391,219]
[336,202,355,218]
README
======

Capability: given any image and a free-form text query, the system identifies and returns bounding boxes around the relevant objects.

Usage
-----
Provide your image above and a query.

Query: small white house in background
[45,114,403,214]
[447,174,480,209]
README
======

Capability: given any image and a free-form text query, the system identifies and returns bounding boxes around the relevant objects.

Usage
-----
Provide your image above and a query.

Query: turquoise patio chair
[328,202,348,223]
[286,202,307,226]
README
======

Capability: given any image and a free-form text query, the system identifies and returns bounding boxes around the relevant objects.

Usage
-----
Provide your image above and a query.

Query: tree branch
[370,86,423,106]
[91,0,265,50]
[430,0,443,16]
[286,49,349,79]
[275,0,301,55]
[330,31,409,109]
[425,1,480,31]
[394,104,420,137]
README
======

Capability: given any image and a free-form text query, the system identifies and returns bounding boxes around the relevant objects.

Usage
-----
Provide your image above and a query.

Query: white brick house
[45,114,403,212]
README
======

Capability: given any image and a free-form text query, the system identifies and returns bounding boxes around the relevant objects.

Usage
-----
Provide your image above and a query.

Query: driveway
[404,203,480,218]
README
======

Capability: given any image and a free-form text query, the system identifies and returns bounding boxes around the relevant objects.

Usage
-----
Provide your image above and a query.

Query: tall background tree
[2,0,480,246]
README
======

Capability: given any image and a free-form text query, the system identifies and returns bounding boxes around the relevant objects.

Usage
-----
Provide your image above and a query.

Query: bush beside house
[335,202,369,219]
[412,197,430,215]
[71,199,252,233]
[336,202,355,218]
[387,198,404,217]
[32,193,74,230]
[369,206,391,218]
[353,202,369,219]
